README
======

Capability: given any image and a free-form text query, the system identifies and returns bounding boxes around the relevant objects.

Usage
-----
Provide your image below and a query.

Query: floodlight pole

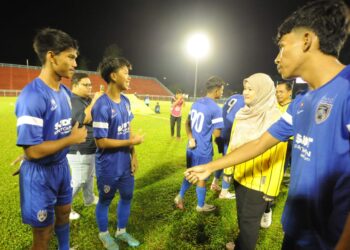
[193,57,199,100]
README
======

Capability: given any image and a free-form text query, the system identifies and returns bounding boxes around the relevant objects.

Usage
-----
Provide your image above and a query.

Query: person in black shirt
[67,72,103,220]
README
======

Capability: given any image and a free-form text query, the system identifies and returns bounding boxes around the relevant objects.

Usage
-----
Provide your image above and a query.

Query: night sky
[1,0,350,95]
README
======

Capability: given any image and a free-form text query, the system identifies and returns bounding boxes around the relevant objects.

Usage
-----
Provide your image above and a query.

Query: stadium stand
[0,63,173,97]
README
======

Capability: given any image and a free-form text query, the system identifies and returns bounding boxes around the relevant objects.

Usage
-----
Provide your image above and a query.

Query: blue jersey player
[174,76,224,212]
[15,28,87,250]
[92,57,144,250]
[185,1,350,249]
[210,94,244,199]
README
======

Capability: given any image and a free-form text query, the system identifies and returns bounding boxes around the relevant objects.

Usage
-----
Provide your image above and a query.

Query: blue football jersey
[92,94,134,177]
[15,78,72,165]
[221,94,245,143]
[188,97,224,157]
[268,66,350,247]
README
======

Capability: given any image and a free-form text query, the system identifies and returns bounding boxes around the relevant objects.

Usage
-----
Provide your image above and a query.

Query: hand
[184,165,212,184]
[11,154,24,176]
[188,138,196,149]
[11,154,24,166]
[70,122,87,144]
[92,91,104,102]
[130,131,145,145]
[130,154,138,176]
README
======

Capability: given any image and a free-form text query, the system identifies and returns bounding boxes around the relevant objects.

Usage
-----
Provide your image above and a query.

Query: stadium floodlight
[186,32,210,99]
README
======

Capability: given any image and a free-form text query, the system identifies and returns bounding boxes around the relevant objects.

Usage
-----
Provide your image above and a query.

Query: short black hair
[276,0,350,57]
[206,76,226,92]
[33,28,79,65]
[98,57,132,84]
[176,89,183,94]
[277,81,293,91]
[71,72,89,86]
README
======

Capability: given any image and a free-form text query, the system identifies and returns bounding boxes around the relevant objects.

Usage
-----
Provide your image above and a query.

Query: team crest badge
[315,102,332,124]
[50,99,57,111]
[37,209,47,222]
[104,185,111,193]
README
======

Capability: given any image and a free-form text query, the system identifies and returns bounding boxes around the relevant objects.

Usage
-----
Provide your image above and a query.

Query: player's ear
[110,72,118,83]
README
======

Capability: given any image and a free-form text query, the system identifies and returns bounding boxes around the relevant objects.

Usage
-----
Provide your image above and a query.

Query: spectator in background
[170,89,185,139]
[144,95,150,106]
[67,72,103,220]
[155,102,160,113]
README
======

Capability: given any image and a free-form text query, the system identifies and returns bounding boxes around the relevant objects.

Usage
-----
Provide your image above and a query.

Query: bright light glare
[186,33,210,59]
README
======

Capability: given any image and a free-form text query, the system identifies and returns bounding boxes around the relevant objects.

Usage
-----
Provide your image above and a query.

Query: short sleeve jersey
[92,94,134,177]
[188,97,224,157]
[15,78,72,165]
[268,66,350,246]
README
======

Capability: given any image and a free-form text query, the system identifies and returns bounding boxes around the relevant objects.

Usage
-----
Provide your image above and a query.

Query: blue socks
[55,223,70,250]
[222,178,230,189]
[117,199,131,229]
[96,200,111,232]
[179,178,191,198]
[214,169,223,179]
[196,186,206,207]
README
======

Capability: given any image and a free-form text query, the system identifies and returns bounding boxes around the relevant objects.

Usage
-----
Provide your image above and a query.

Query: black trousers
[170,115,181,137]
[234,181,267,250]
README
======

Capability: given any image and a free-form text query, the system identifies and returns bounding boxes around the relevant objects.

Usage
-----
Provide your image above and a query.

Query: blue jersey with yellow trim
[188,97,224,157]
[92,94,134,177]
[268,66,350,247]
[15,78,72,165]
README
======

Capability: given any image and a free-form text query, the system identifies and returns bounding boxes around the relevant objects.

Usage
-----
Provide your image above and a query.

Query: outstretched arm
[185,131,280,183]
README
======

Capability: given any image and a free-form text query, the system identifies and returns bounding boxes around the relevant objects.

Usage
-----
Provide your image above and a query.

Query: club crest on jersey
[37,209,47,222]
[50,99,57,111]
[315,102,332,124]
[104,185,110,193]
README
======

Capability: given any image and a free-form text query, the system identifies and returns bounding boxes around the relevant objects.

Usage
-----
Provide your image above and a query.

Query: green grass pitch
[0,97,287,249]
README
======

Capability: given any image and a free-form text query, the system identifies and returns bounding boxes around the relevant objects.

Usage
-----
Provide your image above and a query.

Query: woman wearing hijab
[224,73,288,250]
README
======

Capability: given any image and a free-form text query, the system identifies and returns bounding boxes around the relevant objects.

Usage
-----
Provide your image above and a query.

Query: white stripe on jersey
[93,122,109,129]
[282,112,293,125]
[347,124,350,132]
[212,117,223,124]
[17,115,43,127]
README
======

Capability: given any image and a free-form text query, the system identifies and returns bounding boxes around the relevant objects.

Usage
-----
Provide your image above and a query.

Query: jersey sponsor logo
[54,118,72,135]
[117,121,130,135]
[294,133,314,161]
[50,99,58,111]
[104,185,110,193]
[315,102,332,124]
[37,209,47,222]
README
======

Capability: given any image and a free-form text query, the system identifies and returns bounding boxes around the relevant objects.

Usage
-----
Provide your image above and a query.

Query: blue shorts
[20,158,72,227]
[186,150,212,168]
[97,173,135,202]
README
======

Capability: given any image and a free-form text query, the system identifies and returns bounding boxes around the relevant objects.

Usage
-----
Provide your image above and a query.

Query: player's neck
[107,84,122,103]
[38,66,61,91]
[300,55,345,90]
[279,99,291,106]
[206,92,216,100]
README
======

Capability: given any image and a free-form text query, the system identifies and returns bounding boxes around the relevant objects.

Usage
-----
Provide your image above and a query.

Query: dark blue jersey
[92,94,134,177]
[16,78,72,165]
[269,66,350,247]
[188,97,224,157]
